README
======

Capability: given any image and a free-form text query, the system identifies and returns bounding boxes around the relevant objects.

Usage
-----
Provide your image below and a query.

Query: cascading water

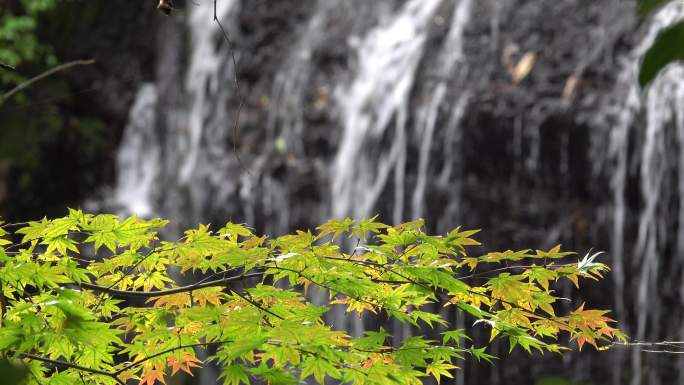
[592,3,684,385]
[113,84,159,217]
[411,0,471,220]
[179,0,240,224]
[110,0,684,383]
[331,0,442,223]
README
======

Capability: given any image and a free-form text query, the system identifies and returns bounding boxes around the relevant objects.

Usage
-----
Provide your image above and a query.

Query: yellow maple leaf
[150,293,191,309]
[194,287,224,306]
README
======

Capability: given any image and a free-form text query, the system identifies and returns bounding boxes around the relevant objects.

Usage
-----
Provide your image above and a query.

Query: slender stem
[456,262,576,280]
[1,60,95,104]
[0,62,15,71]
[20,353,125,385]
[213,0,250,174]
[117,341,221,374]
[0,279,6,327]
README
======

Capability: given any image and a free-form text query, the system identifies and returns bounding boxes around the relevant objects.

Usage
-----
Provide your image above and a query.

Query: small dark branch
[93,239,184,313]
[227,286,283,322]
[270,265,379,309]
[1,59,95,104]
[456,263,576,281]
[79,272,264,298]
[0,63,15,71]
[20,353,125,385]
[225,269,282,323]
[319,253,569,328]
[117,341,221,374]
[0,279,7,327]
[324,256,385,267]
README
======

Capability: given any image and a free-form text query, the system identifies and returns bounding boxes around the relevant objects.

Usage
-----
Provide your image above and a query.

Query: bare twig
[612,340,684,354]
[20,353,126,385]
[0,62,15,71]
[0,279,7,327]
[1,59,95,104]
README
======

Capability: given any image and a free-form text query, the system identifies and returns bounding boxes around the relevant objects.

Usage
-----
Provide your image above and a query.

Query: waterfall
[179,0,240,224]
[331,0,442,222]
[268,0,337,154]
[411,0,472,220]
[113,84,159,217]
[595,3,684,385]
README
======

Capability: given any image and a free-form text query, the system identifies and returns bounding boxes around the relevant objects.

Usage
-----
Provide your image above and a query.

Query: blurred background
[1,0,684,384]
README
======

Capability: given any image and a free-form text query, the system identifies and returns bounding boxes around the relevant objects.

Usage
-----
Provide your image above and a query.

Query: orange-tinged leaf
[139,369,167,385]
[178,321,204,336]
[167,352,202,376]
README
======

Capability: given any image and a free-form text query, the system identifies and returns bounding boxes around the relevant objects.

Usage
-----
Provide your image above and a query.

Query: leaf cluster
[0,211,625,385]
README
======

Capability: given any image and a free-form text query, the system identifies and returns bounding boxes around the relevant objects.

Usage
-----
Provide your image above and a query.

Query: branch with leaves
[0,210,628,385]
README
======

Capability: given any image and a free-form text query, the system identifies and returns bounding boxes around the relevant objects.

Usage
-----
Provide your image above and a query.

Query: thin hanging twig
[213,0,250,175]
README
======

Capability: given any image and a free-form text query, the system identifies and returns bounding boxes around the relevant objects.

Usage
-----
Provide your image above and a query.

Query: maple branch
[92,234,190,313]
[318,254,577,333]
[455,262,577,281]
[78,272,264,298]
[268,265,384,309]
[225,284,284,321]
[20,353,125,385]
[116,341,213,374]
[117,338,365,378]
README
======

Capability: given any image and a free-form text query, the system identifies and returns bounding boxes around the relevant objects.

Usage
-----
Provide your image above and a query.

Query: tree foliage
[0,210,625,385]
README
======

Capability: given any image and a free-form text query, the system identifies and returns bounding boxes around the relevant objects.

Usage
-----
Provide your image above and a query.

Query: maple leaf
[139,369,166,385]
[167,352,202,376]
[119,369,139,384]
[426,361,458,384]
[194,287,224,306]
[150,293,191,309]
[316,218,354,240]
[178,321,204,336]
